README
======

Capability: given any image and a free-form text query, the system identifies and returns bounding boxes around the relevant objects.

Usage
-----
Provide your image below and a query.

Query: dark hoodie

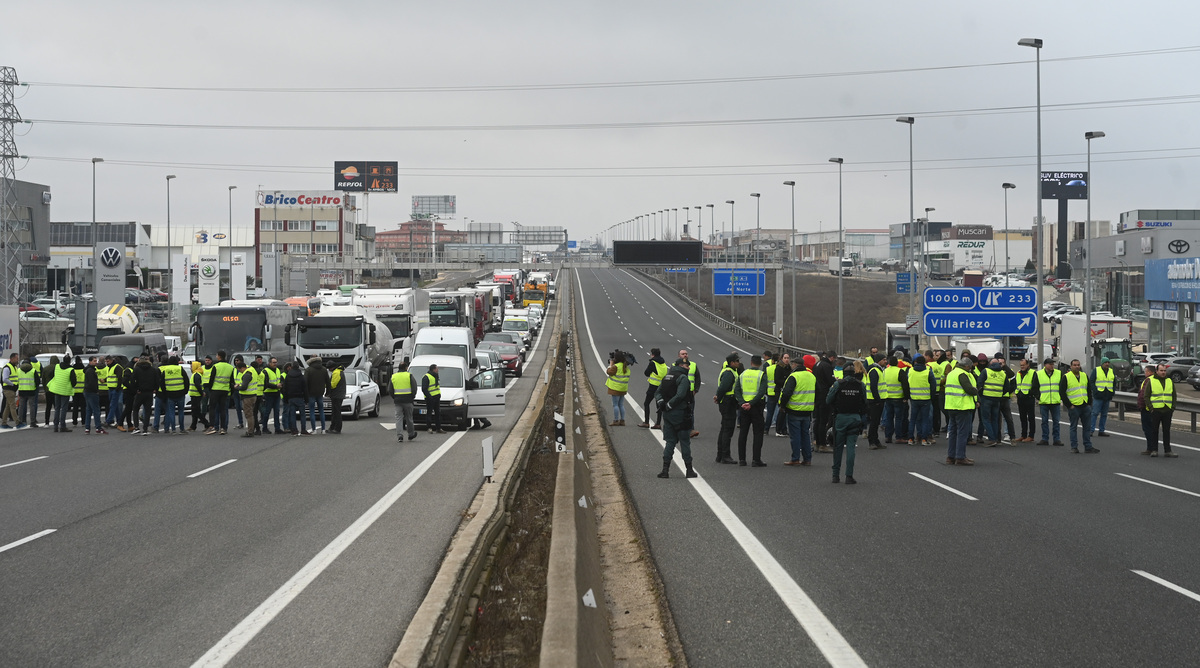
[304,358,330,397]
[130,360,160,393]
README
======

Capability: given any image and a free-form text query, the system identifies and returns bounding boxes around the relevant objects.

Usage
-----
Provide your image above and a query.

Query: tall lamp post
[228,185,237,300]
[1019,36,1044,363]
[727,200,735,322]
[705,204,714,251]
[896,116,916,351]
[830,158,844,354]
[783,181,796,344]
[89,158,103,296]
[1085,130,1106,356]
[750,192,761,328]
[165,175,176,326]
[1002,183,1016,277]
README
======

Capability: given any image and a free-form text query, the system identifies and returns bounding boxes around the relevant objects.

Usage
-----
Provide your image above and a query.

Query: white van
[412,327,477,370]
[410,354,507,430]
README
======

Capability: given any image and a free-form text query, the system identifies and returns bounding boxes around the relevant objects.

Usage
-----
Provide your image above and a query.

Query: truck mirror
[369,324,376,345]
[284,324,292,346]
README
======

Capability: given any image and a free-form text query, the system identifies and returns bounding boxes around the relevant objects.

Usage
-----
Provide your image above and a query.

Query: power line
[20,45,1200,94]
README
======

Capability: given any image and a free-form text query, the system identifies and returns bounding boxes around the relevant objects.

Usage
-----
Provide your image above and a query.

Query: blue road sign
[923,311,1038,337]
[922,286,1039,336]
[664,267,697,273]
[896,272,913,294]
[713,269,766,296]
[567,240,577,249]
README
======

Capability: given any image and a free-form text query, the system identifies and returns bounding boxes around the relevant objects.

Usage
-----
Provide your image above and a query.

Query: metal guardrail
[1112,390,1200,433]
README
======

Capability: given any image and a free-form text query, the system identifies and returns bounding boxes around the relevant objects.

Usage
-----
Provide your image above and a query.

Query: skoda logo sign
[1169,240,1190,254]
[100,246,123,268]
[201,264,217,279]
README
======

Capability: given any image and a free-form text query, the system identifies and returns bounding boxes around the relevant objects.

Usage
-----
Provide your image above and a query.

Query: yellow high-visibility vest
[944,368,977,410]
[1036,369,1062,404]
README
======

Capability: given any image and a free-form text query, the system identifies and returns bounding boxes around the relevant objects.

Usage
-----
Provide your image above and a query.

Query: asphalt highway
[574,266,1200,667]
[0,299,557,668]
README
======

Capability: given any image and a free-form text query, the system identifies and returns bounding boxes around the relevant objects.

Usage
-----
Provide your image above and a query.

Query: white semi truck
[1058,313,1137,389]
[350,287,430,365]
[286,305,394,384]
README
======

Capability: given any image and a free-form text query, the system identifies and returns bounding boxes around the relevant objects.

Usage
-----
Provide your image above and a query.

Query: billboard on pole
[612,240,703,265]
[334,161,398,192]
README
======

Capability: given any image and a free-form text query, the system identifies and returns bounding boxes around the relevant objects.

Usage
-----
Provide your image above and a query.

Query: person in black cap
[656,358,697,479]
[713,353,741,464]
[812,350,838,453]
[735,355,768,466]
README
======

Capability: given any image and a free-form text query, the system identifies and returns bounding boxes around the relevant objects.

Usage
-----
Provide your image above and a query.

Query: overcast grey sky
[5,1,1200,247]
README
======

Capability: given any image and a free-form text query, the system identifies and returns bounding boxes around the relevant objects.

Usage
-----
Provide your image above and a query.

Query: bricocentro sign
[256,191,345,207]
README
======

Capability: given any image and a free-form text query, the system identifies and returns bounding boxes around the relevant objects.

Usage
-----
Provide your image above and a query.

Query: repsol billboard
[612,240,703,266]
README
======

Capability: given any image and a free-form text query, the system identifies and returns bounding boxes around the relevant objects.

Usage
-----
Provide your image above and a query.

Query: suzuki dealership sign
[256,190,346,208]
[93,243,126,306]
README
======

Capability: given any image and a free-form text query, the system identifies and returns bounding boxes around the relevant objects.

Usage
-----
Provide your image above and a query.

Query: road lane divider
[0,529,56,554]
[0,455,48,470]
[1131,570,1200,603]
[1115,473,1200,499]
[908,472,979,501]
[186,460,238,479]
[191,433,467,668]
[574,267,868,668]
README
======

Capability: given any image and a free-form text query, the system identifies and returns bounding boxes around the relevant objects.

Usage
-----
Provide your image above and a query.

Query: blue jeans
[610,394,625,422]
[260,393,281,432]
[786,412,812,462]
[882,399,908,440]
[1090,397,1111,434]
[765,397,785,434]
[1039,404,1061,443]
[307,396,326,431]
[980,396,1002,442]
[106,389,123,424]
[84,392,102,430]
[1067,403,1093,450]
[230,389,244,426]
[909,401,932,440]
[285,397,306,432]
[163,395,185,432]
[946,409,974,460]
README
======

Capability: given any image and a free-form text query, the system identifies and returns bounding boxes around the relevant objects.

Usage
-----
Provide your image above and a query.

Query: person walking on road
[1142,363,1179,458]
[865,354,886,449]
[422,364,446,433]
[327,363,346,434]
[881,355,908,444]
[206,351,235,435]
[1089,357,1115,438]
[391,361,418,442]
[159,356,189,434]
[905,354,935,446]
[812,351,837,453]
[128,357,159,435]
[713,353,741,464]
[827,369,868,483]
[944,357,979,466]
[48,354,77,433]
[679,349,701,438]
[735,355,767,467]
[14,358,41,429]
[260,357,282,434]
[82,357,105,434]
[638,348,667,429]
[1014,358,1036,442]
[605,350,630,426]
[234,355,259,438]
[304,358,329,434]
[778,357,815,466]
[1,352,20,429]
[656,358,697,479]
[765,352,791,438]
[188,361,210,432]
[979,356,1008,446]
[282,361,310,435]
[1062,359,1097,454]
[104,355,124,427]
[1032,359,1063,446]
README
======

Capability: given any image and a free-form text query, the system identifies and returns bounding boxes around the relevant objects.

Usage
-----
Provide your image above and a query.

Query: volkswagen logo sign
[1169,240,1190,254]
[100,246,123,268]
[201,264,217,279]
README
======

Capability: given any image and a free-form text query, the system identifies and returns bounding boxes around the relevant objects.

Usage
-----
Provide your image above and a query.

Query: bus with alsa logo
[191,300,299,366]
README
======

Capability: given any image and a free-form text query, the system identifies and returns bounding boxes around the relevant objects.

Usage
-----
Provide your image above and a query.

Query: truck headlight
[453,398,464,406]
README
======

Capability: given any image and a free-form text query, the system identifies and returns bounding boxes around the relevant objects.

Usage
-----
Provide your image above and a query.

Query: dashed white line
[0,455,49,470]
[908,472,979,501]
[1131,570,1200,603]
[1115,473,1200,498]
[188,459,238,479]
[0,529,55,554]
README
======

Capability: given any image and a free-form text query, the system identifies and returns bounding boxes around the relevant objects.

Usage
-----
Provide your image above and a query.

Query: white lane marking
[1115,473,1200,498]
[908,472,979,501]
[620,270,752,356]
[0,529,56,554]
[1131,570,1200,603]
[380,422,397,430]
[1054,421,1200,452]
[0,455,49,470]
[574,268,866,668]
[187,460,238,479]
[191,431,467,668]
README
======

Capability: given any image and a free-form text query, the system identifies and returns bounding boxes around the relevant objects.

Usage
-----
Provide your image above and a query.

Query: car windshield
[374,313,412,338]
[483,343,519,356]
[503,320,529,332]
[297,324,362,349]
[409,365,464,388]
[97,344,144,361]
[413,343,468,359]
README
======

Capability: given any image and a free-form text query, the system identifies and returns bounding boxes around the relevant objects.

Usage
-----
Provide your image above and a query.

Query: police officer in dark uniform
[655,358,697,479]
[827,367,869,484]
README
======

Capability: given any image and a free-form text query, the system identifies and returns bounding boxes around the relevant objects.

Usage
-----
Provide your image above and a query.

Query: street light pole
[830,158,844,354]
[727,200,735,323]
[228,185,237,299]
[783,181,795,344]
[1002,183,1016,278]
[751,193,761,329]
[1085,130,1106,362]
[1019,36,1044,363]
[165,174,176,327]
[897,116,916,351]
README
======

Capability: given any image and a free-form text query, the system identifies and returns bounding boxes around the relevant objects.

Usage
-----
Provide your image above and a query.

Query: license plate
[417,409,426,415]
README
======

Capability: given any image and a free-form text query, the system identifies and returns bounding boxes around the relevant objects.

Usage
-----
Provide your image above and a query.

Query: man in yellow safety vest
[1031,358,1064,446]
[1063,358,1098,453]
